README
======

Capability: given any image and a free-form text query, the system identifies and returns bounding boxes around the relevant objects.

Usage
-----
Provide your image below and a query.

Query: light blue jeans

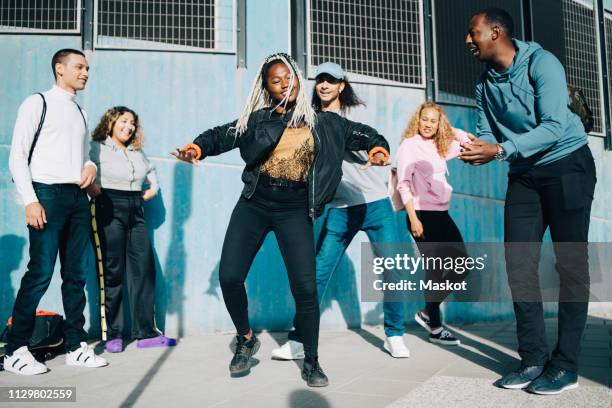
[289,198,405,339]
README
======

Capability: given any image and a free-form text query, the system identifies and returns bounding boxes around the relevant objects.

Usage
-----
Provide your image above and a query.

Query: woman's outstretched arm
[172,120,239,164]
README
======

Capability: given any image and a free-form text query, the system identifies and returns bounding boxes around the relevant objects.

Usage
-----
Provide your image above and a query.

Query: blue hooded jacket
[475,39,588,173]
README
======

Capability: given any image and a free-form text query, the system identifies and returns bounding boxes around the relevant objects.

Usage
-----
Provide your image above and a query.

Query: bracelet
[182,143,202,160]
[368,147,390,163]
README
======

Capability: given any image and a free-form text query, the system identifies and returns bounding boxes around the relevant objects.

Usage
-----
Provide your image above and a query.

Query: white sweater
[9,85,96,205]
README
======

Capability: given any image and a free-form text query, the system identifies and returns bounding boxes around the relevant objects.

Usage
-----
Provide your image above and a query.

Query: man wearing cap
[271,62,410,359]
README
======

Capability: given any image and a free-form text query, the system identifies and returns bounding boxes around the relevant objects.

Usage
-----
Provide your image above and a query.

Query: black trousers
[219,180,319,360]
[7,183,89,354]
[407,210,467,328]
[504,145,596,372]
[95,189,158,340]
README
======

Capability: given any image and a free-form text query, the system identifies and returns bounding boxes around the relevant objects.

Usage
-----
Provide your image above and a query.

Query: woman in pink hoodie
[395,101,470,346]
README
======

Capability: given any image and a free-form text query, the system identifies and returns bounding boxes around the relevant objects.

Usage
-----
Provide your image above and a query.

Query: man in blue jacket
[460,8,596,395]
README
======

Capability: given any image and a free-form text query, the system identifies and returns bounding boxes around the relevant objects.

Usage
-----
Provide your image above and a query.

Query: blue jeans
[7,183,90,354]
[289,198,405,339]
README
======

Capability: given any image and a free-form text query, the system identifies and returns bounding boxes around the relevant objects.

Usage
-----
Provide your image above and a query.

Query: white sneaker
[271,340,305,360]
[66,342,108,368]
[383,336,410,358]
[3,346,49,375]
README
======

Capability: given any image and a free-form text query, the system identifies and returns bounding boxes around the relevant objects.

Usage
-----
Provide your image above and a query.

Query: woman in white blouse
[87,106,175,353]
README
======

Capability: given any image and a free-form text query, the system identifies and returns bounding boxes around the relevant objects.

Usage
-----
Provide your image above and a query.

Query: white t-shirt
[326,107,389,208]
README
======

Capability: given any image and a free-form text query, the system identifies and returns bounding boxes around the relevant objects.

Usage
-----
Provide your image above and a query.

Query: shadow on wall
[144,189,167,333]
[160,163,192,338]
[0,235,27,326]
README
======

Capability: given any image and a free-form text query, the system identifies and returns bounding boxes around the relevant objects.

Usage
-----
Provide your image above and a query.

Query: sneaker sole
[301,372,329,387]
[530,382,579,395]
[429,338,460,346]
[271,351,305,360]
[66,360,109,368]
[500,380,533,389]
[383,343,410,358]
[230,340,261,376]
[414,313,433,333]
[4,365,48,375]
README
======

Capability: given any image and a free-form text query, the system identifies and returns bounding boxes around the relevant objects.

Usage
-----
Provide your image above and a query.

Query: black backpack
[566,86,594,133]
[0,311,64,368]
[528,51,594,133]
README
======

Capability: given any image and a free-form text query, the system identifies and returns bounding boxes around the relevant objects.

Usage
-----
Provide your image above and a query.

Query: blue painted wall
[1,1,610,338]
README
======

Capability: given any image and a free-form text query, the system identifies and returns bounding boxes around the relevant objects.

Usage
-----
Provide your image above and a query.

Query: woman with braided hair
[172,53,389,387]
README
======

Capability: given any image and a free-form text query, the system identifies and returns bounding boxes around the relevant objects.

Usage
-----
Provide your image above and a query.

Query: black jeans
[407,210,467,328]
[504,145,596,372]
[219,179,319,360]
[95,189,158,340]
[7,183,90,354]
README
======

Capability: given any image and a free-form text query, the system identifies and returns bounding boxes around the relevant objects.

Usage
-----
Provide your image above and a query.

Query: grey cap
[314,62,345,80]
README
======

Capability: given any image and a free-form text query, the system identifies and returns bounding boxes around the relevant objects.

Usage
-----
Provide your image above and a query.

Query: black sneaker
[497,365,545,389]
[525,367,578,395]
[429,328,460,346]
[229,334,260,376]
[302,359,329,387]
[414,311,433,333]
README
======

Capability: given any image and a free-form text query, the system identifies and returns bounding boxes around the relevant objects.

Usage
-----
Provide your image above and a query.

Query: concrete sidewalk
[1,315,610,408]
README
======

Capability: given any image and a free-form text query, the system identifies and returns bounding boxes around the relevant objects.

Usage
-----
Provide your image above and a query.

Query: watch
[494,145,506,161]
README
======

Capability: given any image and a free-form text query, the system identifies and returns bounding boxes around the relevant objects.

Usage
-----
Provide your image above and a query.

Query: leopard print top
[260,127,315,182]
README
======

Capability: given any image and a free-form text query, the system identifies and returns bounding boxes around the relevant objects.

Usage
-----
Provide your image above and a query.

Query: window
[307,0,425,87]
[0,0,81,33]
[94,0,235,53]
[432,0,524,105]
[561,0,604,134]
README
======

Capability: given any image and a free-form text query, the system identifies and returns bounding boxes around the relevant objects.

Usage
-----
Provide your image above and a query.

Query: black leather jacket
[192,108,390,218]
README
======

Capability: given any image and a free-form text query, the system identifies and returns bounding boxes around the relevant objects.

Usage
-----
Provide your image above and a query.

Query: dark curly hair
[91,106,143,150]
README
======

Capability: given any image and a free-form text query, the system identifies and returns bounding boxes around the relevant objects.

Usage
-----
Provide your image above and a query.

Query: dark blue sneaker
[497,365,545,389]
[526,367,579,395]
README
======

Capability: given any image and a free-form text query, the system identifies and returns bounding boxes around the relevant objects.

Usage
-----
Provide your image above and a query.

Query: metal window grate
[307,0,425,87]
[432,0,524,105]
[562,0,603,133]
[0,0,81,33]
[94,0,235,53]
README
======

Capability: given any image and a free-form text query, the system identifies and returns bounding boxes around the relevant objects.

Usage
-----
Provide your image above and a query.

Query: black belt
[259,173,307,189]
[102,188,143,197]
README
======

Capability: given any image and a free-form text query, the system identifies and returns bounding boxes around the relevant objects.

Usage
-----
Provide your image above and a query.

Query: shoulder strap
[73,101,87,127]
[27,93,47,166]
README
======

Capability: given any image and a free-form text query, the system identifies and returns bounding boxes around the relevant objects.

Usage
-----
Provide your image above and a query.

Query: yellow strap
[90,200,108,341]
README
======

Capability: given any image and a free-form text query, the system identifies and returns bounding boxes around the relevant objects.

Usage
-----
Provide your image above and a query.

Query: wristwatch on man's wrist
[494,144,506,161]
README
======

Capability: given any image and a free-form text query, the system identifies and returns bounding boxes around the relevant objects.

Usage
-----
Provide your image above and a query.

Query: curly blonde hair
[402,102,454,157]
[91,106,144,150]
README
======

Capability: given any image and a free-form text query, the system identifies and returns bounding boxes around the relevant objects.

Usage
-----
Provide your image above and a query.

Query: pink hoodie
[394,128,470,211]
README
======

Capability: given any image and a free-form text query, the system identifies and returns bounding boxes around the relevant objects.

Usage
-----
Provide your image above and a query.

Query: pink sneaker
[136,335,177,349]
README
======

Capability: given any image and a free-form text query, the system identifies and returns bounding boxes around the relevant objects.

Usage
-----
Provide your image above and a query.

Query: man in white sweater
[5,49,108,374]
